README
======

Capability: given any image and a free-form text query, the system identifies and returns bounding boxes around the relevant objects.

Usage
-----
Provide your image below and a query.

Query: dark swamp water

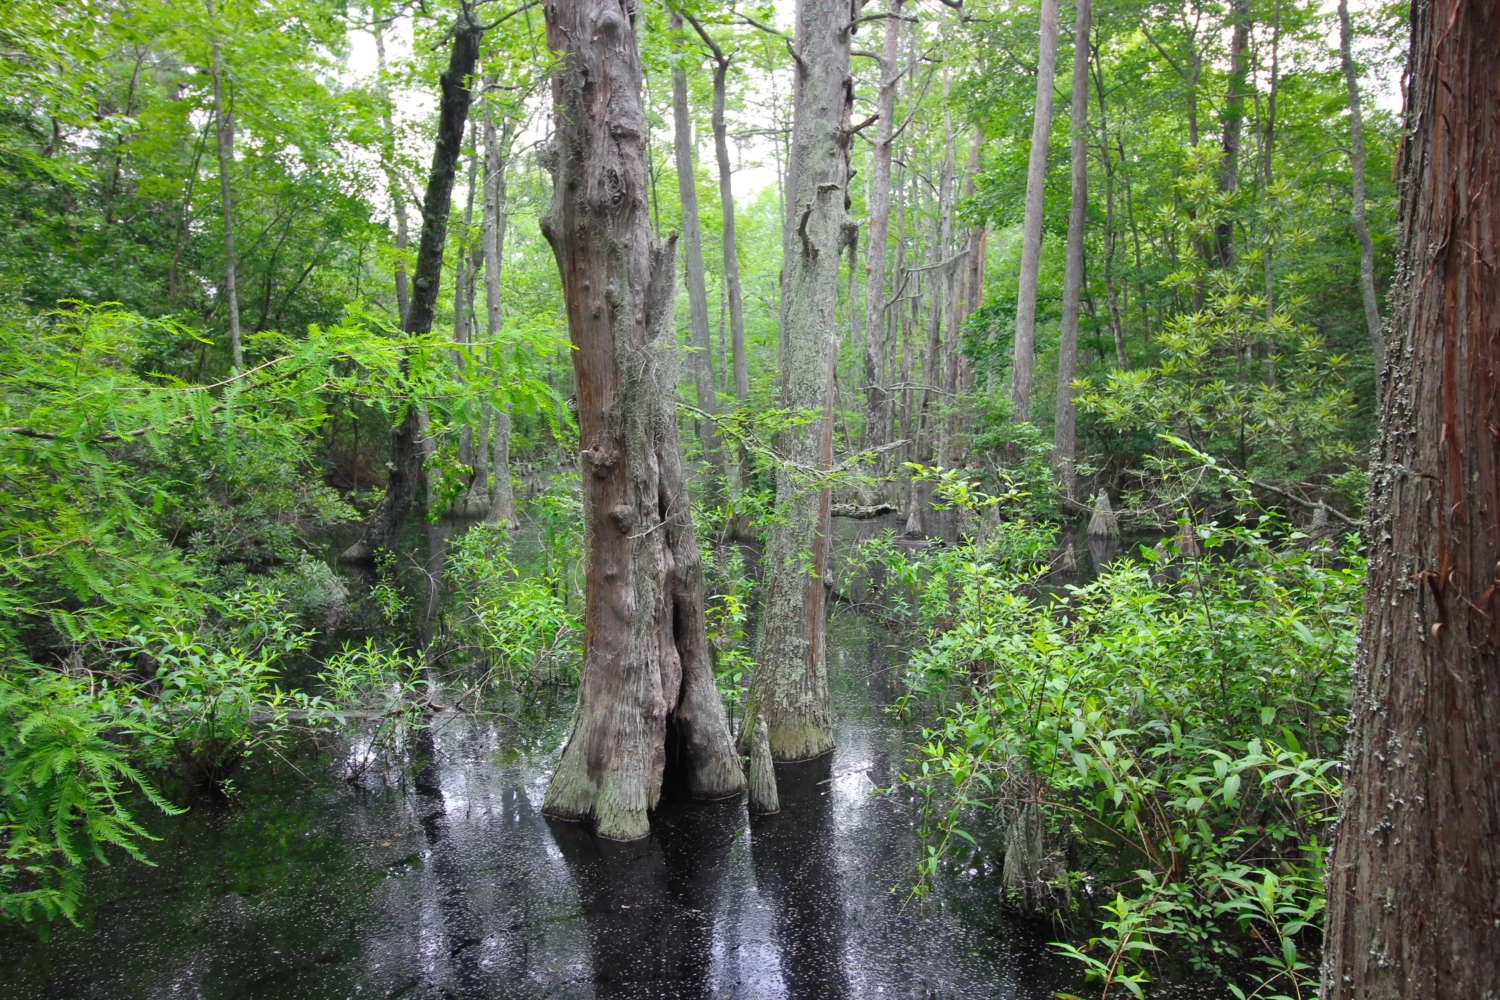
[1,515,1141,1000]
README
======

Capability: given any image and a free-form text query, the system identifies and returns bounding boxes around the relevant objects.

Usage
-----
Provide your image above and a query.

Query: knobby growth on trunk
[739,0,854,762]
[538,0,743,841]
[1322,2,1500,994]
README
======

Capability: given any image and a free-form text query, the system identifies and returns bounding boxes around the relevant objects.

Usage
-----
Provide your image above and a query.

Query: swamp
[2,0,1497,997]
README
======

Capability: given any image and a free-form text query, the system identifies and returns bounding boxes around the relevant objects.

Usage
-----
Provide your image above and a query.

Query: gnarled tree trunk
[739,0,853,762]
[538,0,744,842]
[1321,2,1500,994]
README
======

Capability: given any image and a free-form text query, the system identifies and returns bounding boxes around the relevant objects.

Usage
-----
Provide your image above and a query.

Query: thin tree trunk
[685,16,749,405]
[1338,0,1383,365]
[205,0,242,370]
[1322,1,1500,992]
[482,103,516,529]
[374,21,412,325]
[670,12,720,480]
[539,0,744,841]
[453,149,479,471]
[341,13,482,564]
[861,0,904,455]
[1008,0,1060,423]
[1055,0,1090,502]
[1214,0,1250,268]
[740,0,853,762]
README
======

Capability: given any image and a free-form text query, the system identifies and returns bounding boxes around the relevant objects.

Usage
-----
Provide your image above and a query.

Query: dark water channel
[2,606,1078,999]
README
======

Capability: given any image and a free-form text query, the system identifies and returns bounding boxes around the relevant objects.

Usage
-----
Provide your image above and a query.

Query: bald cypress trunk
[740,0,853,761]
[1321,1,1500,993]
[538,0,744,841]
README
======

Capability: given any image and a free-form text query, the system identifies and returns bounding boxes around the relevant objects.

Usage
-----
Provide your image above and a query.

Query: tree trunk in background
[482,103,516,530]
[205,0,242,370]
[1214,0,1249,268]
[1008,0,1060,423]
[686,16,749,406]
[373,21,411,325]
[1054,0,1089,502]
[538,0,744,841]
[341,13,482,564]
[1337,0,1383,367]
[740,0,852,762]
[1321,2,1500,994]
[861,0,903,457]
[670,13,721,481]
[453,149,479,470]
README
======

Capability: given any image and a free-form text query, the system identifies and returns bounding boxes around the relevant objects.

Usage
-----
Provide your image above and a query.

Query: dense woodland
[1,0,1495,996]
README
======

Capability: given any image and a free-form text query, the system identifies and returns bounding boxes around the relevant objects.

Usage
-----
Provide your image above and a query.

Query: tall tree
[372,16,412,325]
[538,0,744,840]
[861,0,904,455]
[1337,0,1383,366]
[1008,0,1060,423]
[204,0,242,370]
[341,9,482,563]
[685,15,749,404]
[669,11,720,477]
[481,100,517,529]
[740,0,853,761]
[1054,0,1089,500]
[1214,0,1250,267]
[1321,1,1500,994]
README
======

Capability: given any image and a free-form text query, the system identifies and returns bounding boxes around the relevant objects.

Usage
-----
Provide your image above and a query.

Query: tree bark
[373,20,412,325]
[1054,0,1089,502]
[341,13,482,564]
[538,0,744,841]
[685,15,749,407]
[740,0,853,761]
[861,0,904,455]
[670,13,720,480]
[1321,1,1500,994]
[482,101,516,529]
[1337,0,1384,367]
[1008,0,1060,423]
[205,0,242,370]
[1214,0,1249,268]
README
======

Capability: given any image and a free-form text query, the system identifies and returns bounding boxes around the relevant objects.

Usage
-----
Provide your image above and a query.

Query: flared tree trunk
[538,0,744,842]
[342,13,481,564]
[739,0,853,762]
[1054,0,1090,501]
[1008,0,1060,422]
[1321,2,1500,995]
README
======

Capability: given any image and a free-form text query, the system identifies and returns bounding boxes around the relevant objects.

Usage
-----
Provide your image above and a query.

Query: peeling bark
[539,0,744,841]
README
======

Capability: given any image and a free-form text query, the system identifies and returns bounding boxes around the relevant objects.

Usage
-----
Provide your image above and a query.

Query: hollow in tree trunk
[538,0,744,841]
[1321,2,1500,994]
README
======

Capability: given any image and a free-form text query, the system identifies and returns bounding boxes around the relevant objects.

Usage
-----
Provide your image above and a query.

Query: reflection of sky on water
[0,609,1067,1000]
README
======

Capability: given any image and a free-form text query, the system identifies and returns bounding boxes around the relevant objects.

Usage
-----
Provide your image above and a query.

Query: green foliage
[895,512,1357,996]
[0,668,181,931]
